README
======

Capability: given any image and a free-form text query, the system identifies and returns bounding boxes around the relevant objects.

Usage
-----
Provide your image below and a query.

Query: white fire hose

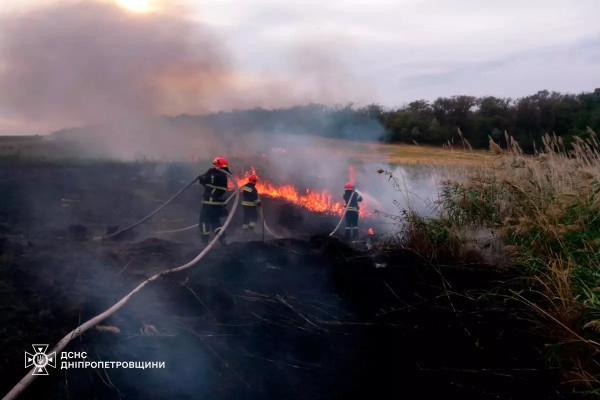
[3,169,240,400]
[140,182,366,240]
[97,177,201,241]
[156,193,281,239]
[329,191,356,237]
[153,192,236,235]
[259,207,279,238]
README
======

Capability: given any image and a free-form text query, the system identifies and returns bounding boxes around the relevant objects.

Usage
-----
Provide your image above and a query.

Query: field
[0,134,587,399]
[0,134,491,166]
[0,136,84,160]
[347,140,493,166]
[253,136,493,166]
[397,132,600,392]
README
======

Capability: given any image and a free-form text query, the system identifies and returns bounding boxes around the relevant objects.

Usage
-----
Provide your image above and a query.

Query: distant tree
[162,88,600,153]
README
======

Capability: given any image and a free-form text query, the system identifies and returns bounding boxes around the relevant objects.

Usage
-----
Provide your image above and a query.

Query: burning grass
[392,130,600,391]
[0,134,585,398]
[235,168,371,218]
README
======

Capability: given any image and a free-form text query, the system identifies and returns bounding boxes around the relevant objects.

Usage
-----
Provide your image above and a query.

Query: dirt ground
[0,160,573,399]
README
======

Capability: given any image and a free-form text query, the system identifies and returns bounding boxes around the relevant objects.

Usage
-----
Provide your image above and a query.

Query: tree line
[190,88,600,153]
[373,88,600,152]
[55,88,600,155]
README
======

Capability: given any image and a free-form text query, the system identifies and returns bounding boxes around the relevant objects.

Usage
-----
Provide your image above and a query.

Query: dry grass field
[283,136,492,166]
[396,131,600,391]
[0,134,492,167]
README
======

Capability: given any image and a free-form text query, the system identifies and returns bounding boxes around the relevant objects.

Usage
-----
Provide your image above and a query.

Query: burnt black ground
[0,161,576,399]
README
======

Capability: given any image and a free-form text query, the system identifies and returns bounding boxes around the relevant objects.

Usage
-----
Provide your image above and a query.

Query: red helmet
[248,174,258,184]
[212,157,228,169]
[345,182,354,190]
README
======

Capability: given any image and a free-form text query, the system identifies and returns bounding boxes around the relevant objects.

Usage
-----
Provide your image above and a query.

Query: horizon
[1,0,598,135]
[3,86,599,137]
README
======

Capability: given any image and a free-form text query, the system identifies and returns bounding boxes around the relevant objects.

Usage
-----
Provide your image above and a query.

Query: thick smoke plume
[0,0,372,136]
[0,0,408,221]
[0,1,228,133]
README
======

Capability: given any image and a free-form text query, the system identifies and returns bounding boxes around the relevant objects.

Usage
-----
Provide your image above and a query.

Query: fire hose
[96,177,201,241]
[155,194,281,239]
[3,169,240,400]
[260,207,279,238]
[153,192,236,235]
[329,191,356,237]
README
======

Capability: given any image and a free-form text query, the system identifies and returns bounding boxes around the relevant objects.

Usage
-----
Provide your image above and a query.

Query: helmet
[212,157,228,169]
[248,174,258,184]
[345,182,354,190]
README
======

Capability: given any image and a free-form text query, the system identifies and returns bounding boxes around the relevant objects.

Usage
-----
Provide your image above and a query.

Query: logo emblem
[25,344,56,375]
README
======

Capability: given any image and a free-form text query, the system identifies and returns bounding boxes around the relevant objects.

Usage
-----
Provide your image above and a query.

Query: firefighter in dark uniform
[241,174,261,232]
[198,157,230,245]
[343,182,363,239]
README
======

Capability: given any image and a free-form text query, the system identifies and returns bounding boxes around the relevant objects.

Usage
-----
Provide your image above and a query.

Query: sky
[0,0,598,134]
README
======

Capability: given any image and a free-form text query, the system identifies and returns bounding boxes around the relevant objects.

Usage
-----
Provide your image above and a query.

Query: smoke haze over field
[0,0,371,135]
[1,0,598,135]
[0,1,222,132]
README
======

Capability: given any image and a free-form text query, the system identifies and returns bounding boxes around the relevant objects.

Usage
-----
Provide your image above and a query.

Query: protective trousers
[199,203,226,245]
[345,210,359,239]
[242,206,258,232]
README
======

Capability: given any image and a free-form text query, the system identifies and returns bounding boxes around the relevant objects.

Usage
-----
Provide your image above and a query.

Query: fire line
[235,170,370,217]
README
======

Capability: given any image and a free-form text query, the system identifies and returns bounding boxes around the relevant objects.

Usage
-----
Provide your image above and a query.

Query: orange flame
[235,169,370,217]
[367,227,374,235]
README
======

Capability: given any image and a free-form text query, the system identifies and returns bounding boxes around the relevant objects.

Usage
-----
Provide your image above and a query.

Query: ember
[235,169,370,217]
[367,227,374,235]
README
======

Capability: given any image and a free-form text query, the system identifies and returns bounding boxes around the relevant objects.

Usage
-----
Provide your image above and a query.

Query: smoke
[0,0,374,137]
[0,0,417,222]
[0,1,227,132]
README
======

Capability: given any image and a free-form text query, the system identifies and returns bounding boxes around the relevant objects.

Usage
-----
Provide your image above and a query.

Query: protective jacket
[241,182,261,207]
[343,189,363,211]
[199,167,230,205]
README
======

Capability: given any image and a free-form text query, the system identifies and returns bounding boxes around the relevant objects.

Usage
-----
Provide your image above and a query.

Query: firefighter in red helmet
[241,174,261,233]
[343,182,362,239]
[198,157,230,245]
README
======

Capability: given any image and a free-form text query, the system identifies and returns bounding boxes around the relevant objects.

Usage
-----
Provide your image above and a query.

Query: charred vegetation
[0,159,575,399]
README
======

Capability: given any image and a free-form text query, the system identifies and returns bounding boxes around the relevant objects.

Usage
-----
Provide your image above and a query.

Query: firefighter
[241,174,261,233]
[198,157,230,246]
[343,182,362,240]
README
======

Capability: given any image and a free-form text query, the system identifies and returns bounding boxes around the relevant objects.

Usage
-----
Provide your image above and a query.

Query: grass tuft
[384,129,600,389]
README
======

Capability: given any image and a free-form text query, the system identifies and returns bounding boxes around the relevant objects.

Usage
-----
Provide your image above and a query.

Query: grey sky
[199,0,599,102]
[0,0,598,134]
